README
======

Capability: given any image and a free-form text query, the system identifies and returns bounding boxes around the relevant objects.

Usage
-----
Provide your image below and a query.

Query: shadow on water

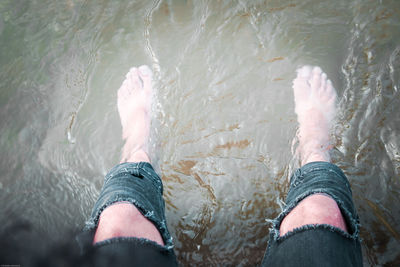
[0,0,399,266]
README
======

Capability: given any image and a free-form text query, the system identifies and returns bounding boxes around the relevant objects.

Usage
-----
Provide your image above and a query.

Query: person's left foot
[117,65,153,163]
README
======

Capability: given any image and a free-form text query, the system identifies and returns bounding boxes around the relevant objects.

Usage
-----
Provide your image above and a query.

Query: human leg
[261,66,362,266]
[280,66,346,236]
[93,66,163,245]
[77,66,176,266]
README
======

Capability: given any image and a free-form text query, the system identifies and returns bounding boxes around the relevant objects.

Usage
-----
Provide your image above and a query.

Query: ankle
[298,136,332,165]
[302,153,330,165]
[121,148,150,163]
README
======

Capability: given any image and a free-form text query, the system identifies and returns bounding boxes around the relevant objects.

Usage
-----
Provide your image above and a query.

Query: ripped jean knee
[76,162,174,254]
[262,162,363,267]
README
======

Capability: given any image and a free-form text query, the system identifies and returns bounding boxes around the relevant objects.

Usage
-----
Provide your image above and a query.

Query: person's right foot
[292,66,337,165]
[117,65,153,163]
[93,66,164,246]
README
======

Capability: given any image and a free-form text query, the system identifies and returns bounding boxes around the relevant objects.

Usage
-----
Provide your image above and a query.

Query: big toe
[138,65,153,92]
[131,67,144,88]
[293,77,310,100]
[118,70,134,98]
[297,65,313,79]
[310,66,323,91]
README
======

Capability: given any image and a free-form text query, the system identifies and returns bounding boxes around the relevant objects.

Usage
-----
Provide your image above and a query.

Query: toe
[319,72,327,97]
[125,69,135,92]
[126,67,137,82]
[128,67,143,90]
[118,76,130,98]
[326,79,334,94]
[138,65,153,92]
[293,77,309,94]
[139,65,152,77]
[310,66,322,93]
[312,66,322,75]
[297,65,312,79]
[326,80,337,98]
[293,78,311,107]
[321,73,327,89]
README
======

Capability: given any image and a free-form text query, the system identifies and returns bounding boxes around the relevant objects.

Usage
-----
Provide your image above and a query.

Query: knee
[93,203,164,245]
[279,194,347,236]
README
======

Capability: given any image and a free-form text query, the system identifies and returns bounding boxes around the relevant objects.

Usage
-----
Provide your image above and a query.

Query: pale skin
[93,65,347,246]
[280,66,347,236]
[93,66,164,245]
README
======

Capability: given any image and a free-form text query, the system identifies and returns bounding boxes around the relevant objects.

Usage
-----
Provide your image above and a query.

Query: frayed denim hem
[93,236,173,254]
[77,162,174,253]
[276,223,351,241]
[268,189,360,242]
[83,197,174,250]
[262,161,363,266]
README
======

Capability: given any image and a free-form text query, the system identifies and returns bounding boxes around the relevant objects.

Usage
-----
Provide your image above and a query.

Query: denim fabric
[77,162,175,262]
[262,161,363,267]
[89,237,178,267]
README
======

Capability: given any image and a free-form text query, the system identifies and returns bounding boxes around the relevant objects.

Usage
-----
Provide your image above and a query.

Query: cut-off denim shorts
[76,162,178,266]
[77,161,362,266]
[261,161,363,266]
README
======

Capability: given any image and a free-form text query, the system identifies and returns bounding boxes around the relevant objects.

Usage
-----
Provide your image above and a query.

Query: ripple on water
[0,0,399,265]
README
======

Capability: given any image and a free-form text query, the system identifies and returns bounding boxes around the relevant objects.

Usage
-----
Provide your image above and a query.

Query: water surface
[0,0,399,265]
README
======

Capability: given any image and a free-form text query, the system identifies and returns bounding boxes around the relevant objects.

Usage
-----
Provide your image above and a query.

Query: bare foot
[279,67,347,237]
[293,66,337,165]
[117,65,153,163]
[93,66,164,246]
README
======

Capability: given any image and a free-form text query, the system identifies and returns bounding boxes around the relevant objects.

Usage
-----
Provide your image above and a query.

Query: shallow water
[0,0,399,265]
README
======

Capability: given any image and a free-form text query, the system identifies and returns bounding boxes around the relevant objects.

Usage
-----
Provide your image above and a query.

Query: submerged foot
[93,66,164,246]
[293,66,337,165]
[117,65,153,163]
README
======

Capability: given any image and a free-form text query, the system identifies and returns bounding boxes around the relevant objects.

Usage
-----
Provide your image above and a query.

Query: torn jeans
[76,162,177,266]
[262,161,363,266]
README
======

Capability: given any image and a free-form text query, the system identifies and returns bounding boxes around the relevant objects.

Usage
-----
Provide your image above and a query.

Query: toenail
[139,66,151,76]
[313,67,322,74]
[138,77,144,88]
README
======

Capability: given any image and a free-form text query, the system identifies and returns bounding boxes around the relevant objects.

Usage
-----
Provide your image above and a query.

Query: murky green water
[0,0,399,265]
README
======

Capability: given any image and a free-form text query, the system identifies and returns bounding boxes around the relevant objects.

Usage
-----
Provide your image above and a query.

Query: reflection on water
[0,0,399,265]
